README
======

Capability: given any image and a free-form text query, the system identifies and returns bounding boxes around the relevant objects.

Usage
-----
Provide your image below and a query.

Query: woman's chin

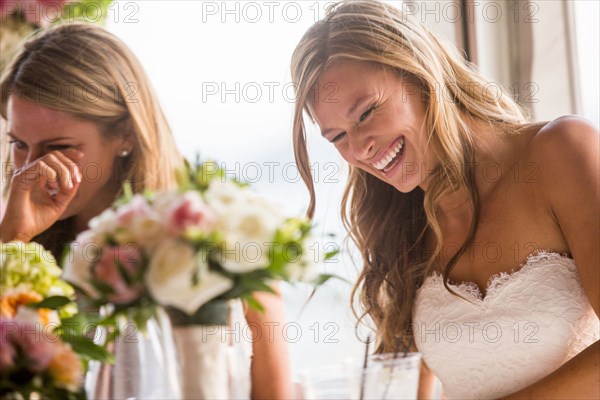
[391,183,419,194]
[386,175,421,193]
[58,208,77,221]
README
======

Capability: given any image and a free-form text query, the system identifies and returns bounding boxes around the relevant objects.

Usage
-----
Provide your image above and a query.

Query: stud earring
[120,149,130,157]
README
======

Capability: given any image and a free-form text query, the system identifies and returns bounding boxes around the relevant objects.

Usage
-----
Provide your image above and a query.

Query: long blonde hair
[0,23,183,257]
[291,0,527,352]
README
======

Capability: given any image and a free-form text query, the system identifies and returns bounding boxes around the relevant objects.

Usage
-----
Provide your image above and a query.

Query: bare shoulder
[523,116,599,315]
[525,115,599,196]
[527,115,599,157]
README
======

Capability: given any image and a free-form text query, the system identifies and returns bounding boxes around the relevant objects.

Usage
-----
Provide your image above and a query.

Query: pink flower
[1,319,56,373]
[1,1,67,26]
[116,195,151,227]
[0,318,83,391]
[165,191,215,236]
[0,0,18,19]
[93,245,145,304]
[0,340,15,372]
[0,319,16,372]
[19,324,57,373]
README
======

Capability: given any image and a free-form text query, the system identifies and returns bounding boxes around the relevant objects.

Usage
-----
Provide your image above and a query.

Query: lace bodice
[413,251,599,399]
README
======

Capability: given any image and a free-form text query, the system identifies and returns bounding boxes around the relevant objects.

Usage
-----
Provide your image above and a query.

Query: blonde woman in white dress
[289,1,599,398]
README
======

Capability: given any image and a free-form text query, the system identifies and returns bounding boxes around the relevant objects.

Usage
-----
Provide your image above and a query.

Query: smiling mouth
[371,136,405,172]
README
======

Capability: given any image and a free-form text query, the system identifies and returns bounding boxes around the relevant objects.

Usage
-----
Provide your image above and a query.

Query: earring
[120,149,130,157]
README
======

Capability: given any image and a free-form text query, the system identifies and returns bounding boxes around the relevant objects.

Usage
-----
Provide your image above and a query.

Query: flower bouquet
[64,161,329,325]
[63,160,335,399]
[0,241,109,399]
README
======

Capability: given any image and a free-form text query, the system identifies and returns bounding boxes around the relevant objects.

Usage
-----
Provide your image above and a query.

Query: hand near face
[2,96,132,243]
[1,149,83,242]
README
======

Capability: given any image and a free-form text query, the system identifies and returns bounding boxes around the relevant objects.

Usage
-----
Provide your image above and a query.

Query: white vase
[85,307,182,399]
[170,299,252,400]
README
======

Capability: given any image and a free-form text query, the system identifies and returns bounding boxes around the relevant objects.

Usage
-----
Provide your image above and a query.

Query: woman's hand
[0,149,83,242]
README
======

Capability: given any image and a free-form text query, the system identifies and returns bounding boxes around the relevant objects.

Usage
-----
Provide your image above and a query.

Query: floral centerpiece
[0,241,106,399]
[63,160,332,327]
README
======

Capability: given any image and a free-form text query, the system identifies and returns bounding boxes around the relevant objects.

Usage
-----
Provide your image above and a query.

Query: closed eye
[329,103,378,143]
[331,132,346,143]
[48,144,73,151]
[9,139,27,150]
[359,104,377,123]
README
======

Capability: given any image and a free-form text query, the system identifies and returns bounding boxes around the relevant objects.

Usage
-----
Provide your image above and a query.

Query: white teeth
[371,139,404,170]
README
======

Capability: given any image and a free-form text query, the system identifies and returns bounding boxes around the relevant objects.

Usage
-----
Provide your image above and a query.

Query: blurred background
[1,0,598,381]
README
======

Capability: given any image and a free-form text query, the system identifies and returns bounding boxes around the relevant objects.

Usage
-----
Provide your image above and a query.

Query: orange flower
[0,291,57,325]
[47,342,84,392]
[0,291,42,318]
[36,307,59,326]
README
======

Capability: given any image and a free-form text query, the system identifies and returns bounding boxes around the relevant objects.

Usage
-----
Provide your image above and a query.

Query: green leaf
[244,296,265,313]
[116,260,133,286]
[97,313,118,327]
[90,279,115,294]
[268,247,290,275]
[28,296,72,310]
[316,273,350,286]
[239,278,277,294]
[297,272,348,316]
[58,312,101,338]
[324,249,340,261]
[66,335,114,363]
[113,181,135,207]
[104,321,121,344]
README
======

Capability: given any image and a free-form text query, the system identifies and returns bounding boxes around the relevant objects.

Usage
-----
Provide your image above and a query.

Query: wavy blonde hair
[0,22,183,257]
[291,0,527,352]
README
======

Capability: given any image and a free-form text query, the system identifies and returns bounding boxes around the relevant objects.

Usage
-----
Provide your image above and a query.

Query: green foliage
[28,295,72,310]
[0,242,77,318]
[60,0,114,25]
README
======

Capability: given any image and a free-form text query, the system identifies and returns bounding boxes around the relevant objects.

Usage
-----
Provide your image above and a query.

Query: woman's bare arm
[501,341,599,399]
[418,359,439,399]
[246,284,294,399]
[501,116,600,399]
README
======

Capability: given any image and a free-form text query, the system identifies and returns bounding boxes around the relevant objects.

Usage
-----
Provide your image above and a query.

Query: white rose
[204,180,252,217]
[129,214,165,251]
[62,232,101,298]
[88,208,118,234]
[151,191,180,219]
[146,239,233,315]
[14,306,42,324]
[15,306,61,329]
[112,214,164,249]
[219,196,284,274]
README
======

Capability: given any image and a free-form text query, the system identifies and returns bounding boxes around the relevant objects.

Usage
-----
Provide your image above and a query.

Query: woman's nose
[25,148,44,164]
[348,131,376,161]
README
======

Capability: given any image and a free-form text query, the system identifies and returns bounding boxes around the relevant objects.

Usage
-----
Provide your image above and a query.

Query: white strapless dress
[413,251,599,399]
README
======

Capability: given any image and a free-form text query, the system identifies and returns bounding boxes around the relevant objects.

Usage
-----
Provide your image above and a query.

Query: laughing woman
[290,1,599,399]
[0,23,292,399]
